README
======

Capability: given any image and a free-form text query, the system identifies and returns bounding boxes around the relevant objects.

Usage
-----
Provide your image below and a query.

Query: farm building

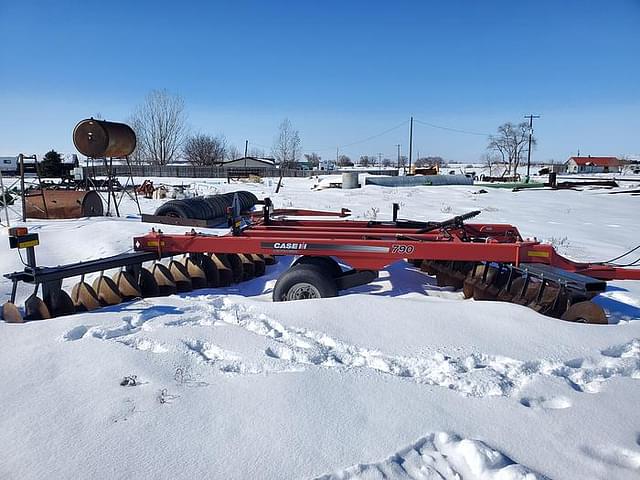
[565,156,624,174]
[222,156,276,169]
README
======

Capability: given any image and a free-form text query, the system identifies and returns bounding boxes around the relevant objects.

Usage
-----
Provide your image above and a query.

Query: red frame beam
[134,212,640,280]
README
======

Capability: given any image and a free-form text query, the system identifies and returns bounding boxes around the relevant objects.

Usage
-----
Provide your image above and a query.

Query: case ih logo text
[273,242,308,250]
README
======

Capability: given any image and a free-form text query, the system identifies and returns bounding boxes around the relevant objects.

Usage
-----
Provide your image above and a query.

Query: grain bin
[73,118,137,158]
[342,172,359,189]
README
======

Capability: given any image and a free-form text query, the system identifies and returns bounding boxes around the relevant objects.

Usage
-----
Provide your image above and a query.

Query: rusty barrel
[73,118,136,158]
[25,190,103,219]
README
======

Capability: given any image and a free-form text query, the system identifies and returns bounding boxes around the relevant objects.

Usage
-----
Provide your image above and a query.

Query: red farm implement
[3,195,640,324]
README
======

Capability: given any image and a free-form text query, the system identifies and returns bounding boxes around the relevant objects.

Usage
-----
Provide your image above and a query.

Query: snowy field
[1,177,640,479]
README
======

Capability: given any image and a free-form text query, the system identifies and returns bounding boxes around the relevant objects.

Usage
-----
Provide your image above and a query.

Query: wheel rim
[286,282,321,300]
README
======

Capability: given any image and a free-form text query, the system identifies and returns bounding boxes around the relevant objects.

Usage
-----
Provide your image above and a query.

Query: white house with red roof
[565,155,624,174]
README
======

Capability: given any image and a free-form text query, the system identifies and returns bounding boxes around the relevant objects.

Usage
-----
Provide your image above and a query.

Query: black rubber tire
[185,198,205,220]
[292,256,343,278]
[407,259,423,267]
[154,192,258,220]
[204,196,226,218]
[155,201,197,219]
[273,264,338,302]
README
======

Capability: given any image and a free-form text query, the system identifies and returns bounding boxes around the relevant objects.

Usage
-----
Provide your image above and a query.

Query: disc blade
[169,260,193,292]
[152,263,177,295]
[92,275,122,306]
[1,302,23,323]
[113,271,142,300]
[138,267,160,297]
[181,257,207,290]
[24,295,51,321]
[561,301,607,325]
[44,289,76,317]
[71,282,101,311]
[209,254,233,286]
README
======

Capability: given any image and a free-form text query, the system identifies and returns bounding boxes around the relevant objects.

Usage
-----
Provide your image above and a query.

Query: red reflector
[8,227,28,236]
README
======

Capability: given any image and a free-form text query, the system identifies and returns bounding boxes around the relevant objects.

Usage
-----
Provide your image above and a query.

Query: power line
[328,119,409,151]
[248,119,409,156]
[247,141,271,149]
[249,117,487,158]
[413,118,491,136]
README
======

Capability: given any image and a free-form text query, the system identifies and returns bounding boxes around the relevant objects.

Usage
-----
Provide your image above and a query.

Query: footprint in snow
[519,396,572,410]
[315,431,548,480]
[582,444,640,472]
[60,325,88,341]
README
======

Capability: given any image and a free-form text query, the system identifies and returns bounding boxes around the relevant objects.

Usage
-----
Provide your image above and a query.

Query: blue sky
[1,0,639,162]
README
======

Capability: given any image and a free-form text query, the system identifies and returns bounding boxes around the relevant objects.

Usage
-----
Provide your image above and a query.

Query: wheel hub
[286,282,321,300]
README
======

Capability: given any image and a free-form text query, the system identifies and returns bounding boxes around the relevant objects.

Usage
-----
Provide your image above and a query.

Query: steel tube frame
[133,211,640,280]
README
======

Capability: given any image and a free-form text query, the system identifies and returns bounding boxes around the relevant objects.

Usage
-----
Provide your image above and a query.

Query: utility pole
[408,116,414,174]
[244,140,248,157]
[19,154,26,222]
[396,144,401,169]
[377,152,383,167]
[524,114,540,183]
[336,147,339,167]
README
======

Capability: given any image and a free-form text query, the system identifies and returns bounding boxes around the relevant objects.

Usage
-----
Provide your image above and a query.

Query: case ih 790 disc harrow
[3,195,640,324]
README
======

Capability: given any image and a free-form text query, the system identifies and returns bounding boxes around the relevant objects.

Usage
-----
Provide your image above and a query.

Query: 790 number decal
[391,244,415,254]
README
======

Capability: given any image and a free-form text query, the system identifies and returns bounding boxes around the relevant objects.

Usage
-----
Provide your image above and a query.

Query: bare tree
[337,154,353,167]
[359,155,374,167]
[480,152,498,177]
[272,118,301,168]
[415,156,444,168]
[487,122,534,175]
[183,134,226,166]
[487,135,507,175]
[226,144,240,161]
[304,152,321,168]
[248,147,266,158]
[130,89,188,165]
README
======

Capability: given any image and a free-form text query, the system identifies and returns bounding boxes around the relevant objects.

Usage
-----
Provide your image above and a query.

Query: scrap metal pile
[3,197,639,324]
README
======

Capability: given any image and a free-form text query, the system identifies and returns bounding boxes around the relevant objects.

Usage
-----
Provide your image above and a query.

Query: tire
[185,198,207,219]
[155,192,258,220]
[273,264,338,302]
[291,256,343,278]
[205,196,226,218]
[155,200,196,219]
[406,258,423,267]
[155,191,258,220]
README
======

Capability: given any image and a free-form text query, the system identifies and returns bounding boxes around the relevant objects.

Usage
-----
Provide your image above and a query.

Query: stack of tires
[154,191,258,220]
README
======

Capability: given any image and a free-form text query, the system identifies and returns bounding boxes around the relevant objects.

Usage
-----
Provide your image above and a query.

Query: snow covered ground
[1,177,640,479]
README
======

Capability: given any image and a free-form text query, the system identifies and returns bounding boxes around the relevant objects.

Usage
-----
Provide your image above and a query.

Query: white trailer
[0,156,18,174]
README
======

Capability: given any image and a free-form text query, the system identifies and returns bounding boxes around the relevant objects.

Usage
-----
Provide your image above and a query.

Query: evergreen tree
[40,150,63,177]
